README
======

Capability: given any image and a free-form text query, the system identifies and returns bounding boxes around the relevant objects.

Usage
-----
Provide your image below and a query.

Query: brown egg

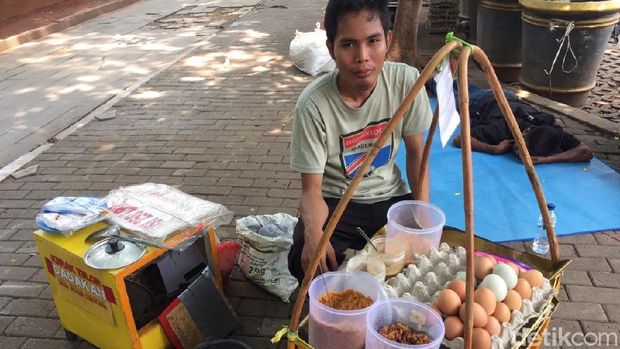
[436,289,461,316]
[513,278,532,300]
[484,255,497,267]
[493,302,511,323]
[474,287,497,315]
[484,316,501,336]
[447,279,467,302]
[459,302,488,328]
[472,328,492,349]
[520,269,544,288]
[503,290,523,311]
[444,316,464,340]
[475,256,494,280]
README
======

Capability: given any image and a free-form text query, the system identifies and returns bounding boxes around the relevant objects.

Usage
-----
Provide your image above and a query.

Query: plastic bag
[105,183,233,248]
[289,22,336,76]
[237,213,299,302]
[35,197,108,236]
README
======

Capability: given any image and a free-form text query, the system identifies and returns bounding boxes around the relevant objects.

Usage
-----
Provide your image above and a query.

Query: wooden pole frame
[286,40,560,349]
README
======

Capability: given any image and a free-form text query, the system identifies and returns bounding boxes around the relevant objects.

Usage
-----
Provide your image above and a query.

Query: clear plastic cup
[386,200,446,264]
[308,271,387,349]
[366,298,445,349]
[345,253,386,282]
[368,237,406,278]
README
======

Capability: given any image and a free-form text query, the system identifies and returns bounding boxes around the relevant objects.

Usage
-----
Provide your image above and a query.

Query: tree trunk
[388,0,423,67]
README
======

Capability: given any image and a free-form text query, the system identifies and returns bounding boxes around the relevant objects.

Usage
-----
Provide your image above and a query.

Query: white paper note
[434,58,460,147]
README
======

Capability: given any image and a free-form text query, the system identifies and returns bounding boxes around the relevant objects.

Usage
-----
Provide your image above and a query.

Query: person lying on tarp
[451,87,593,164]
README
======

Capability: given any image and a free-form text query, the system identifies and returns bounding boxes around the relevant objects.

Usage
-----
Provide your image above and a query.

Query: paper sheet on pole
[434,59,460,147]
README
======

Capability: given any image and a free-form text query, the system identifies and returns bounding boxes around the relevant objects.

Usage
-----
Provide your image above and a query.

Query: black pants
[287,194,411,282]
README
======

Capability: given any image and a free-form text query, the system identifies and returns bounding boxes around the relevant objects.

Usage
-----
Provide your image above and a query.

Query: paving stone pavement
[0,0,261,169]
[582,43,620,124]
[1,0,620,348]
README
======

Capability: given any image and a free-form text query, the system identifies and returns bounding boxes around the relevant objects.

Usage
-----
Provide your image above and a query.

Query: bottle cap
[547,203,555,210]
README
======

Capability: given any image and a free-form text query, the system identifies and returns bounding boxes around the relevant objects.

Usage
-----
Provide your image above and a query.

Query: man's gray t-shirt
[290,62,432,204]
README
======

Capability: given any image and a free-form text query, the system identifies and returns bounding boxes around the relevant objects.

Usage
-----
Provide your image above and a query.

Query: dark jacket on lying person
[453,91,593,164]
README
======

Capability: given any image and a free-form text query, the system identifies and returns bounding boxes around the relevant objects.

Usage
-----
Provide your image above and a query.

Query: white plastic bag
[105,183,233,248]
[289,22,336,76]
[237,213,298,302]
[35,197,108,236]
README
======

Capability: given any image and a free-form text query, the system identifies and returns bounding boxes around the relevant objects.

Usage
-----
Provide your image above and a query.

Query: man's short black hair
[324,0,391,43]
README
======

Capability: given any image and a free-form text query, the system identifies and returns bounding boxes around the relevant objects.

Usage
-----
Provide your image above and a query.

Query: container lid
[519,0,620,13]
[84,236,146,270]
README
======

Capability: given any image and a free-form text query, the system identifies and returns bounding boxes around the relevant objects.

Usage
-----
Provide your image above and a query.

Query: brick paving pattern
[546,107,620,171]
[582,43,620,123]
[0,0,619,348]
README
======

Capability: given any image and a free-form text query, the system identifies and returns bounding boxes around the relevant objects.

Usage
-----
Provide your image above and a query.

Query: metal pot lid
[84,236,146,270]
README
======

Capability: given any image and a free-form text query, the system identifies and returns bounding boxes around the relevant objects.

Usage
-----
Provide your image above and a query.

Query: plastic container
[386,201,446,264]
[366,298,445,349]
[368,237,406,278]
[345,253,386,282]
[308,271,387,349]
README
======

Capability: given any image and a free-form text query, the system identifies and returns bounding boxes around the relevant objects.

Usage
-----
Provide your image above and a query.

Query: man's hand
[454,135,514,155]
[527,144,593,164]
[492,139,515,154]
[452,135,462,148]
[301,229,338,275]
[299,173,334,276]
[530,156,548,164]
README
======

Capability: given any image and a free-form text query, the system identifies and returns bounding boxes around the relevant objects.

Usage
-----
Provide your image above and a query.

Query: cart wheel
[64,328,79,341]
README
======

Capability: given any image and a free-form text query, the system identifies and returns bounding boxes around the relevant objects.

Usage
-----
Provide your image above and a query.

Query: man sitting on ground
[288,0,433,282]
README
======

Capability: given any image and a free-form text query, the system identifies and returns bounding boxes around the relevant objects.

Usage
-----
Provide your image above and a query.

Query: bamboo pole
[414,107,439,200]
[457,46,475,349]
[471,49,561,262]
[286,40,461,348]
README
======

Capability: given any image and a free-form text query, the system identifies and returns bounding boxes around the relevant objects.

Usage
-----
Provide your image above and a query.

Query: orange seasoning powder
[378,323,432,345]
[318,289,373,310]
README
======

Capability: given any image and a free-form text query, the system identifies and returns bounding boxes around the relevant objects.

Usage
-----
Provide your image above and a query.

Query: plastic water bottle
[532,203,556,254]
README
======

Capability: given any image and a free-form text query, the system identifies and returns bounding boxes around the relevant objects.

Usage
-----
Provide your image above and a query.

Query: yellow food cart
[33,222,218,349]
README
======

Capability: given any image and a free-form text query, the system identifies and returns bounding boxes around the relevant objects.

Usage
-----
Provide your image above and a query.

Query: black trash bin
[477,0,523,82]
[519,0,620,106]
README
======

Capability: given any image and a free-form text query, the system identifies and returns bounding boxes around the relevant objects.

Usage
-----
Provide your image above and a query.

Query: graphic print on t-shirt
[340,119,393,178]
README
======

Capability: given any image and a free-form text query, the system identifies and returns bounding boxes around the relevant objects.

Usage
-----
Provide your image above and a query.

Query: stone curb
[0,0,141,53]
[512,88,620,136]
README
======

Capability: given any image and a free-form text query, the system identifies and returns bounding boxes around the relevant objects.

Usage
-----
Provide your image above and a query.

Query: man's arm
[453,134,514,155]
[531,143,593,164]
[299,173,337,274]
[403,133,429,201]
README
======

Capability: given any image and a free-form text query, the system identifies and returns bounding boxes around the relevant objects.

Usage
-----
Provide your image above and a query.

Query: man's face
[327,10,391,95]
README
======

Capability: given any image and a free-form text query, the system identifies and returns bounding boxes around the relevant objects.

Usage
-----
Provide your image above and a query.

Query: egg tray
[384,242,467,304]
[442,295,560,349]
[382,228,569,349]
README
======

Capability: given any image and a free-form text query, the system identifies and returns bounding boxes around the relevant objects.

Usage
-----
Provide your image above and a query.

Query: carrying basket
[276,34,569,349]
